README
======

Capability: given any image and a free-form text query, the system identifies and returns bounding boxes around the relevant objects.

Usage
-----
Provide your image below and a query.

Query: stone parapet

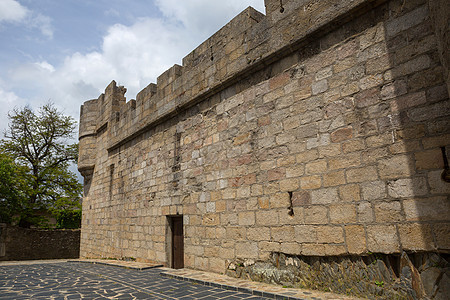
[79,1,392,153]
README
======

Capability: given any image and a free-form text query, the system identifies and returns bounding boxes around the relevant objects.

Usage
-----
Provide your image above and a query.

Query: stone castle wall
[0,224,80,261]
[78,0,449,297]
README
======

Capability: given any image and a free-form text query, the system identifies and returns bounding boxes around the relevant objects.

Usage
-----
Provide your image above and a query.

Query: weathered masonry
[78,0,450,298]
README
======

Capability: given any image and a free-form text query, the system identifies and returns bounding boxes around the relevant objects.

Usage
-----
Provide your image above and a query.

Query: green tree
[0,103,82,228]
[0,153,29,224]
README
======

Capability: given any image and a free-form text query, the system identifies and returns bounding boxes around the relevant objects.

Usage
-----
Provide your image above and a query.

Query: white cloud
[0,0,28,23]
[155,0,265,35]
[0,0,53,38]
[35,61,55,73]
[27,13,53,38]
[0,85,26,136]
[1,1,265,136]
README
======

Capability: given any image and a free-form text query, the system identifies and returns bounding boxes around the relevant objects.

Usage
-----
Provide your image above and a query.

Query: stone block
[256,210,279,226]
[365,133,393,149]
[302,244,347,256]
[378,155,415,180]
[194,256,208,270]
[341,82,360,97]
[286,165,304,178]
[366,225,400,253]
[238,211,255,226]
[316,226,344,243]
[398,223,435,251]
[258,241,280,253]
[279,206,304,225]
[329,153,360,170]
[366,54,390,74]
[403,197,450,221]
[236,241,259,259]
[306,134,330,149]
[339,184,361,202]
[362,147,389,164]
[209,257,225,273]
[279,242,301,255]
[387,177,428,198]
[305,160,327,175]
[334,56,357,73]
[267,168,286,181]
[277,155,297,167]
[297,123,319,139]
[385,5,428,37]
[361,181,387,200]
[346,166,378,183]
[270,192,290,208]
[422,134,450,150]
[271,226,295,242]
[258,197,270,209]
[300,175,322,189]
[409,100,450,123]
[433,223,450,250]
[226,227,246,240]
[269,72,290,90]
[279,178,300,192]
[311,187,338,204]
[263,182,280,195]
[390,91,427,112]
[236,186,250,198]
[206,202,216,213]
[304,206,328,224]
[296,150,320,163]
[294,225,317,243]
[357,201,374,223]
[218,247,235,259]
[318,144,342,158]
[342,139,365,153]
[323,170,346,187]
[393,54,431,77]
[374,201,403,223]
[330,127,353,143]
[316,66,333,81]
[247,227,270,241]
[312,79,328,95]
[428,170,450,195]
[329,204,357,224]
[345,225,367,254]
[380,80,407,100]
[359,74,383,90]
[292,190,311,206]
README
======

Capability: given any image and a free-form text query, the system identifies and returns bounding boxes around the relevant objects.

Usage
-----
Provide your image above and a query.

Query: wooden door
[171,216,184,269]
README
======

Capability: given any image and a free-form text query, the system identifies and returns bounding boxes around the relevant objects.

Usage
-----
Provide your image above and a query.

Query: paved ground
[0,261,271,300]
[0,260,359,300]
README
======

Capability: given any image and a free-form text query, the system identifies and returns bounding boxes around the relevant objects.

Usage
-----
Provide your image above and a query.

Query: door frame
[166,215,184,269]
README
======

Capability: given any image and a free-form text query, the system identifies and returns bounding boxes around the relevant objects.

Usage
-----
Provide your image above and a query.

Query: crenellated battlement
[78,0,382,163]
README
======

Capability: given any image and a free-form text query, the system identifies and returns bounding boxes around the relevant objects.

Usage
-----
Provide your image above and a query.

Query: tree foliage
[0,103,82,228]
[0,153,29,224]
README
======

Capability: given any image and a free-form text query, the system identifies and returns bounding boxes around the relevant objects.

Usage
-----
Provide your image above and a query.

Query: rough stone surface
[77,0,450,297]
[0,224,80,261]
[226,252,450,300]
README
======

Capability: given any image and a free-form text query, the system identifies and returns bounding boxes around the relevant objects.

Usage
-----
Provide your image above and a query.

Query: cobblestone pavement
[0,262,272,299]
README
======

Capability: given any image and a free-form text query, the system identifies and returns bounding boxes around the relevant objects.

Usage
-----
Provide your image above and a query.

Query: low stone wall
[0,224,80,261]
[226,252,450,299]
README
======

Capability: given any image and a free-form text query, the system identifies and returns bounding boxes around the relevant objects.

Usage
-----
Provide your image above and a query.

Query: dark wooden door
[172,216,184,269]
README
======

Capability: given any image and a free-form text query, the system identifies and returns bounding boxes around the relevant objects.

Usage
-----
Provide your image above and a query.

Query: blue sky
[0,0,266,136]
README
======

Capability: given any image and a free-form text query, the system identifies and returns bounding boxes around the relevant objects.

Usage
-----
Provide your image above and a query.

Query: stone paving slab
[0,259,70,266]
[0,260,363,299]
[161,268,362,300]
[70,259,163,270]
[0,261,272,299]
